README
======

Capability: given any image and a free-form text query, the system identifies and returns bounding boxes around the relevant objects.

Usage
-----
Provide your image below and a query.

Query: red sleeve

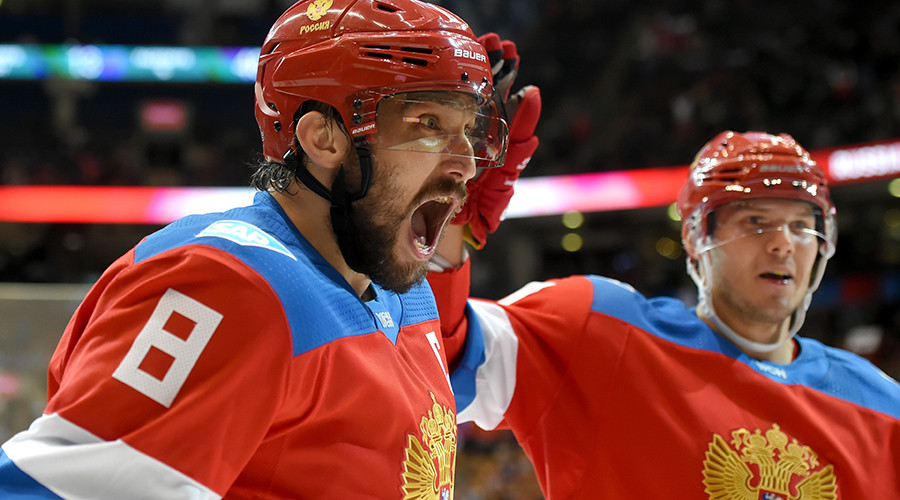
[426,258,471,368]
[46,244,293,494]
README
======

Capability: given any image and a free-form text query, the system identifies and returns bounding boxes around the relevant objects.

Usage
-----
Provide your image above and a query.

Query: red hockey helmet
[677,130,836,255]
[255,0,506,166]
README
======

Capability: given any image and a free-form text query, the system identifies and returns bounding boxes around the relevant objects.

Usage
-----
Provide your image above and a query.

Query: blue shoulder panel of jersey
[585,275,900,417]
[133,191,438,355]
[585,275,739,356]
[449,302,487,412]
[796,338,900,419]
[0,451,63,499]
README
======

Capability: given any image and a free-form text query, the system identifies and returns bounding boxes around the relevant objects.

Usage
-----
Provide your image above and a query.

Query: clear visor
[695,201,828,254]
[372,91,509,168]
[697,223,828,254]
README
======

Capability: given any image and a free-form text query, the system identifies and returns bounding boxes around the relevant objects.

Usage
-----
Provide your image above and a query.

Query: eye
[418,115,440,130]
[401,115,441,131]
[745,215,767,227]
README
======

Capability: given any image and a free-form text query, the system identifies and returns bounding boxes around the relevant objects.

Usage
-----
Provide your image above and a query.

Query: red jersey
[0,192,457,499]
[430,262,900,499]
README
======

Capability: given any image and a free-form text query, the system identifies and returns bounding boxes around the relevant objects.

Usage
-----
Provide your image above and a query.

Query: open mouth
[410,195,458,258]
[759,270,793,284]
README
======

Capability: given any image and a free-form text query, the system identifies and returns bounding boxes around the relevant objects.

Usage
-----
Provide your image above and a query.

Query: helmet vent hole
[710,167,743,182]
[402,46,433,55]
[374,2,400,13]
[401,46,432,66]
[362,45,392,60]
[402,57,428,66]
[360,45,433,66]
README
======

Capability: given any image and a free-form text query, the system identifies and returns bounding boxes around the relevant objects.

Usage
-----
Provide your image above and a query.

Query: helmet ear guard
[677,131,838,352]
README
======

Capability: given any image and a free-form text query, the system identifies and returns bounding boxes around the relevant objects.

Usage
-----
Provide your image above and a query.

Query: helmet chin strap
[283,146,373,273]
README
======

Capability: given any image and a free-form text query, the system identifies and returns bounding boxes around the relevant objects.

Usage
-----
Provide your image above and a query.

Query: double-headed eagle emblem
[306,0,332,21]
[402,393,456,499]
[703,423,837,499]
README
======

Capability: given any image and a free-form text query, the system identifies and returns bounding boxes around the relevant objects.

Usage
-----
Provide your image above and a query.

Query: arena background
[1,1,899,497]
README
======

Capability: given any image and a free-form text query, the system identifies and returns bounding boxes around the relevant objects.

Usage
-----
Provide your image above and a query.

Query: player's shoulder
[797,337,900,418]
[580,275,687,315]
[137,194,297,263]
[802,337,900,389]
[498,274,682,312]
[134,192,331,287]
[496,274,593,309]
[127,193,380,351]
[494,274,682,323]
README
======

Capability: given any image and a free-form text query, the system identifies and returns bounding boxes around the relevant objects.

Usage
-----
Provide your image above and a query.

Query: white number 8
[112,288,223,408]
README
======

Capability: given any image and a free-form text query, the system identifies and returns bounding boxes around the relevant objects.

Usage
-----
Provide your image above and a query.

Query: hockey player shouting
[0,0,540,498]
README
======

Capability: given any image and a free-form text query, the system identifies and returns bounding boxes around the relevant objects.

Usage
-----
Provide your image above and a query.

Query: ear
[295,111,350,170]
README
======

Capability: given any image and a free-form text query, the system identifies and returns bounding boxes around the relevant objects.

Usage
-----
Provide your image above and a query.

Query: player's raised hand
[453,32,541,249]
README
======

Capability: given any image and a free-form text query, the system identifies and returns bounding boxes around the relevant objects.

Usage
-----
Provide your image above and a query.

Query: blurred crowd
[3,1,900,181]
[2,1,900,498]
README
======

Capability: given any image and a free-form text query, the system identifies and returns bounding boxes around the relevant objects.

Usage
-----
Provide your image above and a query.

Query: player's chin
[379,256,429,294]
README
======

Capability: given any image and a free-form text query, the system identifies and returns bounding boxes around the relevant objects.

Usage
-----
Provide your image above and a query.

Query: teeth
[414,235,427,249]
[762,271,791,282]
[433,196,451,204]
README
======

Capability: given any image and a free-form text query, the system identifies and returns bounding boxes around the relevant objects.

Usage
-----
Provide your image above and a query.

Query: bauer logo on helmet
[759,164,807,173]
[454,48,487,63]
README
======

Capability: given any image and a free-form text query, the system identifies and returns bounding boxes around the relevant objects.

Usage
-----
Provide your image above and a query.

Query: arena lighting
[0,44,259,83]
[0,141,898,224]
[815,139,900,183]
[0,186,254,224]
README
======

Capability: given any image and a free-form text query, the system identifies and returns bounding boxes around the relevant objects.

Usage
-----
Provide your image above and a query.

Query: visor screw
[353,99,362,110]
[352,113,362,125]
[460,72,469,82]
[273,121,281,132]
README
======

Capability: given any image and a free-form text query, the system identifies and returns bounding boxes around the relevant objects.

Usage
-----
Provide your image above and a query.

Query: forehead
[717,198,816,217]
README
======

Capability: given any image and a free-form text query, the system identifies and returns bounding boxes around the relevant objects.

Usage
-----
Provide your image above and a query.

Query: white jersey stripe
[457,299,519,430]
[2,413,220,500]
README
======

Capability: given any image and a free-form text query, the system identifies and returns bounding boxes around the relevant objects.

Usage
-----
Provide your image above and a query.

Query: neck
[271,188,371,297]
[699,310,796,364]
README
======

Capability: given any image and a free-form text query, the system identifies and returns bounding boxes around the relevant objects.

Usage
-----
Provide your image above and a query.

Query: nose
[443,134,477,181]
[765,223,795,256]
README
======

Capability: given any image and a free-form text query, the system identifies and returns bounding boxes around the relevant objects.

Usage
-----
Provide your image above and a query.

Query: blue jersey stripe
[451,302,487,412]
[0,451,63,499]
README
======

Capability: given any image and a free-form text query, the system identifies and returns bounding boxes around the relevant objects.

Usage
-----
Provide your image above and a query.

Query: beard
[339,158,466,294]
